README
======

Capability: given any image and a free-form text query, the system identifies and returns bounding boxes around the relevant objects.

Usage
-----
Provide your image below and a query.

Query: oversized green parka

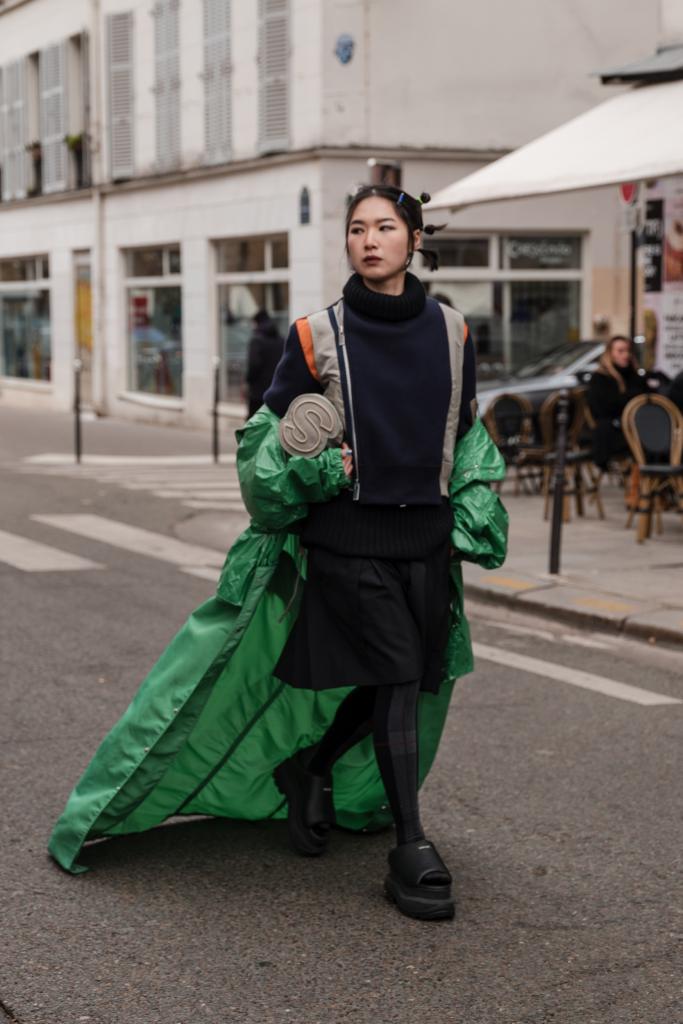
[49,409,508,874]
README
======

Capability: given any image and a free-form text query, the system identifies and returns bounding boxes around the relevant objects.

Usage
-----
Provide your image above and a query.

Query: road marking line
[24,453,236,466]
[574,595,639,614]
[472,642,681,706]
[122,480,239,491]
[181,500,247,511]
[151,489,242,500]
[560,634,615,651]
[477,618,556,642]
[483,575,540,592]
[180,566,222,582]
[0,529,103,573]
[31,514,224,568]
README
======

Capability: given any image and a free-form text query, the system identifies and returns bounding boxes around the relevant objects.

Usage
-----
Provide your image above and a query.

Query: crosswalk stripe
[181,500,247,511]
[31,514,224,568]
[472,642,682,706]
[24,453,236,466]
[121,479,239,491]
[152,489,243,501]
[180,566,222,582]
[0,528,103,573]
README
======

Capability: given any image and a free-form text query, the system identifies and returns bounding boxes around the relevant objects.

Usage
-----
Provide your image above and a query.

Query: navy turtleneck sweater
[264,273,476,558]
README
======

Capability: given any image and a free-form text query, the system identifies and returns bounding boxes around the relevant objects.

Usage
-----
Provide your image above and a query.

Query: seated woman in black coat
[587,335,649,470]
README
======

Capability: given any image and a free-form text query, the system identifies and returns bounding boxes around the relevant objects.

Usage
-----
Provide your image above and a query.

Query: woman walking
[265,185,479,919]
[49,186,507,922]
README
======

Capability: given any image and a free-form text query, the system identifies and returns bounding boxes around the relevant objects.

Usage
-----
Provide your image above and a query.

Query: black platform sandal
[385,839,455,920]
[273,749,335,857]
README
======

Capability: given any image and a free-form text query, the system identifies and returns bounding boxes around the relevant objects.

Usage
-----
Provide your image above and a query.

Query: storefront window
[426,234,583,377]
[0,255,50,282]
[125,245,182,397]
[215,234,290,404]
[427,237,489,268]
[501,236,581,270]
[217,238,265,273]
[218,282,289,402]
[215,234,288,273]
[0,291,51,380]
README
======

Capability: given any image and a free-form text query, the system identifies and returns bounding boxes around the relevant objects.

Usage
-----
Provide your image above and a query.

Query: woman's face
[346,196,421,284]
[610,340,632,368]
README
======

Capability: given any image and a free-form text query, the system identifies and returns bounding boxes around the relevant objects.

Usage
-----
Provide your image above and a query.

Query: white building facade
[0,0,659,425]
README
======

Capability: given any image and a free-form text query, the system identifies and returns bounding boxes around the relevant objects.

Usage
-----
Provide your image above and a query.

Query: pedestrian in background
[587,335,649,470]
[244,309,284,419]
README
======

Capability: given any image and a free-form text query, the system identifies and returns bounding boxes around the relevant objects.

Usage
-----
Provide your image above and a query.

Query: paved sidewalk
[464,478,683,647]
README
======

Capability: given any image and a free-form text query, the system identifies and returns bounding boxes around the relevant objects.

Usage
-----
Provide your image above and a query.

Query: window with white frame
[153,0,180,171]
[1,35,89,199]
[258,0,289,153]
[423,234,583,378]
[107,11,134,180]
[125,245,182,397]
[203,0,231,164]
[0,255,51,381]
[215,234,289,403]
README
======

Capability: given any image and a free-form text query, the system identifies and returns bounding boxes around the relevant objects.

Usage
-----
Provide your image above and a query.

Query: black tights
[308,683,423,846]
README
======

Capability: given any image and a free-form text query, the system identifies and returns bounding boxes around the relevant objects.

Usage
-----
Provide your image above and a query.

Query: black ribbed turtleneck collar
[343,272,426,322]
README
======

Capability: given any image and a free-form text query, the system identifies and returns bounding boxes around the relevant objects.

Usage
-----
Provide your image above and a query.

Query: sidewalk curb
[463,580,683,649]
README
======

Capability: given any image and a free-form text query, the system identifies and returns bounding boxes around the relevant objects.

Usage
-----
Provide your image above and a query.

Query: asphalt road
[1,413,681,1024]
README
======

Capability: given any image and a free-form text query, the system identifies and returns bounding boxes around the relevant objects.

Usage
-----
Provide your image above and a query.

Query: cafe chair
[539,389,605,522]
[483,392,534,494]
[621,394,683,543]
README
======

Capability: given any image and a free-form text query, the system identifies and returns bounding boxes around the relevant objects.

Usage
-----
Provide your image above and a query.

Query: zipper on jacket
[337,317,361,501]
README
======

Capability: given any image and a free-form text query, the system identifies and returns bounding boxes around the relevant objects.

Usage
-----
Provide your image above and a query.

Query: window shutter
[2,60,28,200]
[80,31,92,187]
[40,42,68,193]
[258,0,289,152]
[0,67,7,201]
[107,12,134,180]
[203,0,231,164]
[153,0,180,171]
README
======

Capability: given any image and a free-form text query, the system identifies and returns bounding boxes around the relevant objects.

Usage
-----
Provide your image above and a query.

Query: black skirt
[274,541,451,695]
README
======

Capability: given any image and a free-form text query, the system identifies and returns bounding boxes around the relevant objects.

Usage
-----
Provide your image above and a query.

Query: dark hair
[598,334,639,393]
[344,185,446,271]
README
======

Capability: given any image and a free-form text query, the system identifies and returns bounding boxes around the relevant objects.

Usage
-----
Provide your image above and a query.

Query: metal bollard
[212,356,220,464]
[73,357,83,464]
[548,389,570,575]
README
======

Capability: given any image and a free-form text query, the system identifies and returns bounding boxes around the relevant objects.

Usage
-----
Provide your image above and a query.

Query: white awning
[427,80,683,212]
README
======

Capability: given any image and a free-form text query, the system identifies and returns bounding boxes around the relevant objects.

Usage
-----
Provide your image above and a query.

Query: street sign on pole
[619,181,639,207]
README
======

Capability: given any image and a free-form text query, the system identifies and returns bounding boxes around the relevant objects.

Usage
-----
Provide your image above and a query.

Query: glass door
[74,251,93,404]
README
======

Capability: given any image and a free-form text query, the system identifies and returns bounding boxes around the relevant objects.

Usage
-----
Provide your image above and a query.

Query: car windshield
[514,341,598,379]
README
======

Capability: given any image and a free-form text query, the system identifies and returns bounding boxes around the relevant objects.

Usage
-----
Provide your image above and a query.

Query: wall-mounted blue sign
[335,34,354,65]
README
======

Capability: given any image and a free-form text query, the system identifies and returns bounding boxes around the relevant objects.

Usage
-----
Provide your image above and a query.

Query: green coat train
[49,409,508,874]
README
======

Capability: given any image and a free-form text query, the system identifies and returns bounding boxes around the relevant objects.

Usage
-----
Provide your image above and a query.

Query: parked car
[476,340,605,419]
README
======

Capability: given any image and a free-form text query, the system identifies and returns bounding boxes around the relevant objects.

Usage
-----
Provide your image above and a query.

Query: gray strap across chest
[306,301,464,496]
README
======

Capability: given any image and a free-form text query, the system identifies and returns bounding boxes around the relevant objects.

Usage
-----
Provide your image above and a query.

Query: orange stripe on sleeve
[464,323,470,343]
[295,317,320,381]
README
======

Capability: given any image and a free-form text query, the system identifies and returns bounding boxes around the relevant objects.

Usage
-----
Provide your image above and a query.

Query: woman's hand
[341,442,354,479]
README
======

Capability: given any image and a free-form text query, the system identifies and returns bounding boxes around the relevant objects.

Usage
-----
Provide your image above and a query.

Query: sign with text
[642,178,683,376]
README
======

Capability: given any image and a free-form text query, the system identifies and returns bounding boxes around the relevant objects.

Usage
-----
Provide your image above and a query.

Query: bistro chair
[537,389,605,522]
[621,394,683,543]
[483,392,534,494]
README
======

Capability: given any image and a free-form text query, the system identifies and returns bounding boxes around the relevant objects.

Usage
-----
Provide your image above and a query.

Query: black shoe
[385,839,455,920]
[273,749,335,857]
